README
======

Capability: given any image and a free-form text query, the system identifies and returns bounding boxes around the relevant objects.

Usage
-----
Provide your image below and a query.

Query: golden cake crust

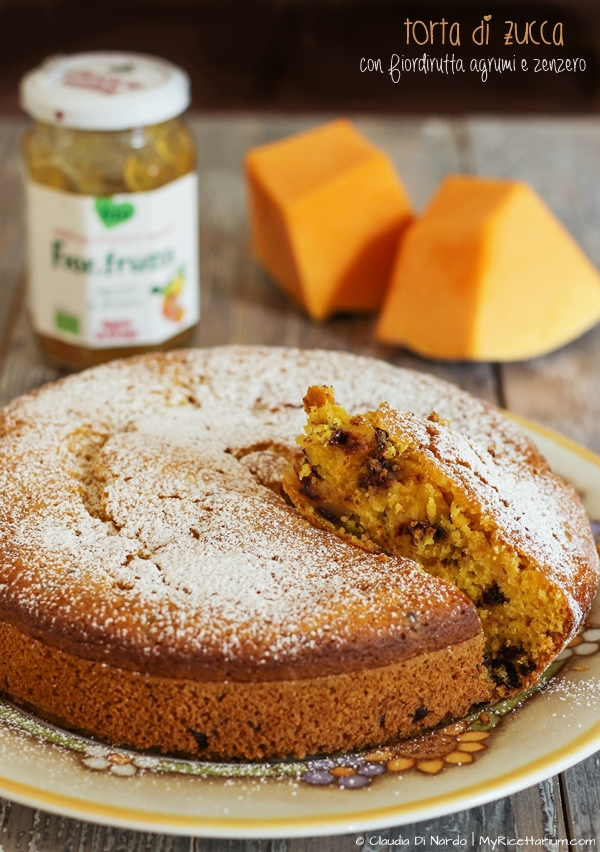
[0,347,502,684]
[0,346,595,758]
[0,619,487,760]
[0,357,481,683]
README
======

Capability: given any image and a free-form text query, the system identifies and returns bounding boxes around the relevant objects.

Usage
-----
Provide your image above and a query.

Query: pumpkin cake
[283,386,599,697]
[0,347,596,760]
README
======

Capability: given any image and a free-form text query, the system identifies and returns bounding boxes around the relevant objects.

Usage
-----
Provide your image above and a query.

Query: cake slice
[283,386,596,697]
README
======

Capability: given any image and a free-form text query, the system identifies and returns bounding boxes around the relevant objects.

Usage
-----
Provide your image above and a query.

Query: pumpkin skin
[376,175,600,361]
[245,120,413,321]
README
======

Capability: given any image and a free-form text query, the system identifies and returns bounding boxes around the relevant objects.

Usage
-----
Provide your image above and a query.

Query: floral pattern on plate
[0,620,597,792]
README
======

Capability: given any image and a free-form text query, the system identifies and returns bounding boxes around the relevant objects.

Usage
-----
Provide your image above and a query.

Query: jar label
[27,173,199,348]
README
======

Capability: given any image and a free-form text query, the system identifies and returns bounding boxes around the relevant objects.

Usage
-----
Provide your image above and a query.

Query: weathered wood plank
[0,799,195,851]
[560,752,600,843]
[515,778,568,850]
[0,119,25,354]
[0,301,59,405]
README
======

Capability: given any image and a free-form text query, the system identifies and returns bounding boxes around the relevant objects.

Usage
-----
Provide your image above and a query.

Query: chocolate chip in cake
[518,658,536,677]
[329,429,359,450]
[495,644,521,662]
[373,428,389,452]
[479,582,508,607]
[190,730,209,749]
[502,661,521,690]
[397,521,440,545]
[412,705,429,723]
[299,476,319,500]
[317,506,339,524]
[489,645,527,689]
[411,524,434,544]
[359,456,394,488]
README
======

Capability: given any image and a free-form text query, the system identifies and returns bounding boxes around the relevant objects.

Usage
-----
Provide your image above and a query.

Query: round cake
[0,346,596,760]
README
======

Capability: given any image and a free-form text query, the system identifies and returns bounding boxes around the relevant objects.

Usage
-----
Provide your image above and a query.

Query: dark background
[1,0,600,115]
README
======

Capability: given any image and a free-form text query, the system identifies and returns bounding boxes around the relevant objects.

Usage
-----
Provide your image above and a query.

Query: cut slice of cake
[283,386,598,697]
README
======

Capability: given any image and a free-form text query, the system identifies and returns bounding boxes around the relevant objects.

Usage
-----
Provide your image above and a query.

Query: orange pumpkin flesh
[245,120,413,321]
[376,175,600,361]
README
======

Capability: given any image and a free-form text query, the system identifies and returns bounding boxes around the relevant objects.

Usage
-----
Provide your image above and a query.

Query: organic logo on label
[54,310,80,335]
[94,197,135,228]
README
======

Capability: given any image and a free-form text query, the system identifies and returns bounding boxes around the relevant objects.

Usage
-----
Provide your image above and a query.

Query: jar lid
[20,52,191,130]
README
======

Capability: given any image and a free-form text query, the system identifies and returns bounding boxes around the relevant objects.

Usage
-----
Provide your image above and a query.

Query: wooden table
[0,114,599,850]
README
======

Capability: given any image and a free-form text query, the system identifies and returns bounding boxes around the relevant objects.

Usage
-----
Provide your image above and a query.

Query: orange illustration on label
[153,266,186,323]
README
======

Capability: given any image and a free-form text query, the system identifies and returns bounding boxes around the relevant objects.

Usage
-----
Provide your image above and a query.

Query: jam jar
[20,52,199,371]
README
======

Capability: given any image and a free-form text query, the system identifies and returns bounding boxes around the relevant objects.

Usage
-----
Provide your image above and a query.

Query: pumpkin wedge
[376,175,600,361]
[245,120,413,321]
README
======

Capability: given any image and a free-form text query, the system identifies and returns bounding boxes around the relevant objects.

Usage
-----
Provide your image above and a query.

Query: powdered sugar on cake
[0,347,595,681]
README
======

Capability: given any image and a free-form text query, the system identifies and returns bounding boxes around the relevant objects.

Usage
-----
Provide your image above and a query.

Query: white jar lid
[20,52,191,130]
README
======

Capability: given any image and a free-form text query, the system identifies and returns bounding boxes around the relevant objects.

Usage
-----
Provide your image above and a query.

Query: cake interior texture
[283,386,575,695]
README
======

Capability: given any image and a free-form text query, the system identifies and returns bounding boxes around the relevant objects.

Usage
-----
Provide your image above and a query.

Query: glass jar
[20,53,199,371]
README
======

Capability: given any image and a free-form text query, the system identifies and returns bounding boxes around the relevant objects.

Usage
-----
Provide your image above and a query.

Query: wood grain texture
[0,115,596,850]
[0,119,25,356]
[561,753,600,842]
[0,800,193,851]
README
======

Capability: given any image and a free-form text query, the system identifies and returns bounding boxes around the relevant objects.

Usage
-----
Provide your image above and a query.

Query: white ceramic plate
[0,416,599,838]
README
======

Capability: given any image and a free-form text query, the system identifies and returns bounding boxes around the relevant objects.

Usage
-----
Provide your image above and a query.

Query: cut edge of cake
[283,385,591,699]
